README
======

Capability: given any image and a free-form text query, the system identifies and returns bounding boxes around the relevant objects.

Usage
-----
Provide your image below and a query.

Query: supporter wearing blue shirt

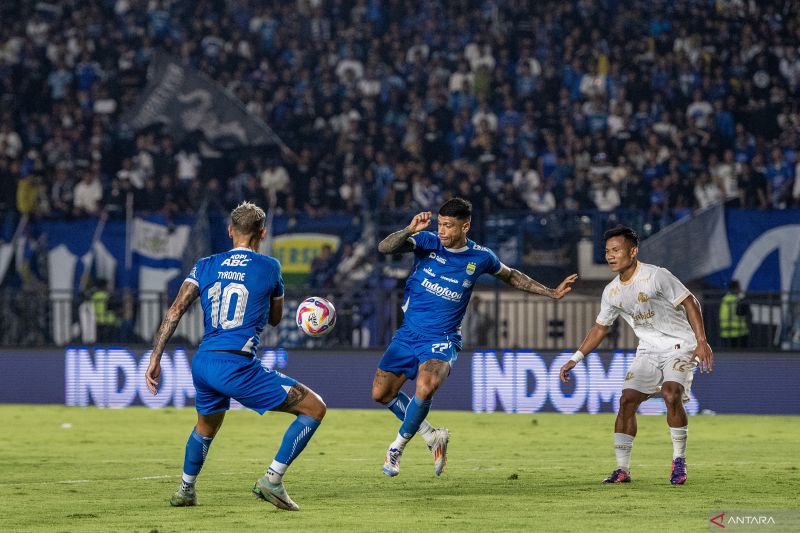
[145,202,326,512]
[373,198,578,477]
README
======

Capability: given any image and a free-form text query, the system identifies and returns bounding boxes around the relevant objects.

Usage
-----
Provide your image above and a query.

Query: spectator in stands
[72,172,103,217]
[309,244,336,289]
[0,0,799,232]
[591,177,621,212]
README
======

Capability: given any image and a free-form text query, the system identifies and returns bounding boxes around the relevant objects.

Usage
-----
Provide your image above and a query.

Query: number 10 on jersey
[208,282,249,329]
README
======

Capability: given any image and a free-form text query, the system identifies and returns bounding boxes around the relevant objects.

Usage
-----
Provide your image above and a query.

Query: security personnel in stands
[719,280,750,348]
[92,279,120,342]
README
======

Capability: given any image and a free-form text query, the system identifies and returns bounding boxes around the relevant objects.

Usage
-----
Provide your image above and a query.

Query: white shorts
[623,346,696,403]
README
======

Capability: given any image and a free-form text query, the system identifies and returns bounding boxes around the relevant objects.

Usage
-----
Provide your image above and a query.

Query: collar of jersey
[443,245,469,253]
[230,246,256,252]
[619,261,641,286]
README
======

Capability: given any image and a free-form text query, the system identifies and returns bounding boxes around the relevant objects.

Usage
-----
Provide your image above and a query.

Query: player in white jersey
[560,226,713,485]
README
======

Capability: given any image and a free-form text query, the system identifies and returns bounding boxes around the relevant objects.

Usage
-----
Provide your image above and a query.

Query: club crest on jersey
[625,371,634,381]
[637,292,649,303]
[466,262,476,275]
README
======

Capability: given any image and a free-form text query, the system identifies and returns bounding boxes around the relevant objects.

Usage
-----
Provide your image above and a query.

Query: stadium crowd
[1,0,800,229]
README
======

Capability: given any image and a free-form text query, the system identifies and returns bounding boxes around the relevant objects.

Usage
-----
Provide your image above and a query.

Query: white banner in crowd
[131,218,191,261]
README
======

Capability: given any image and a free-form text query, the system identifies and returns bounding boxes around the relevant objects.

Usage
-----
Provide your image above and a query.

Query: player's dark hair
[603,225,639,247]
[230,201,266,237]
[438,198,472,220]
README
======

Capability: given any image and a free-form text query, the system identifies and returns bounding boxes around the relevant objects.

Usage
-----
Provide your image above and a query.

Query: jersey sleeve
[271,260,285,299]
[655,267,691,307]
[596,286,620,326]
[184,259,202,287]
[408,231,438,252]
[484,247,502,275]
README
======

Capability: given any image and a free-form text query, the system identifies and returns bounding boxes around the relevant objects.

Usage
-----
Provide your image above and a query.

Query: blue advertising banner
[1,349,798,415]
[706,209,800,292]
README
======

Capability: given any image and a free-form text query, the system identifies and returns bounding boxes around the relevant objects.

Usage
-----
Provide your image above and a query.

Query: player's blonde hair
[230,201,266,238]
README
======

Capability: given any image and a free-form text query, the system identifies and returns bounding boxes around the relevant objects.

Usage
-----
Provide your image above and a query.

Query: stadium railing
[1,288,797,351]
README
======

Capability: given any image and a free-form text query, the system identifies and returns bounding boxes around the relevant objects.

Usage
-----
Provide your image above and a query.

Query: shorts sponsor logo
[421,278,463,301]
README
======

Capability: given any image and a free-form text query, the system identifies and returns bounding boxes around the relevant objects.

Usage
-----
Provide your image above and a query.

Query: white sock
[181,473,196,485]
[614,433,634,472]
[670,426,688,459]
[390,432,411,452]
[418,421,436,446]
[266,460,288,484]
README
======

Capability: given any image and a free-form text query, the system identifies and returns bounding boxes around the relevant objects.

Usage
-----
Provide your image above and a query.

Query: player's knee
[306,393,327,420]
[618,393,639,411]
[313,399,327,420]
[371,384,396,404]
[661,387,683,407]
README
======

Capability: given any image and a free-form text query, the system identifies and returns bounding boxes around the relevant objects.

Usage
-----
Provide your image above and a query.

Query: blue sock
[398,395,432,439]
[182,429,213,483]
[274,415,321,467]
[386,391,411,421]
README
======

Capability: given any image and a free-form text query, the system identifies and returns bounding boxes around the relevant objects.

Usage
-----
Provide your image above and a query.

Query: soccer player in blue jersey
[144,201,326,511]
[373,198,578,476]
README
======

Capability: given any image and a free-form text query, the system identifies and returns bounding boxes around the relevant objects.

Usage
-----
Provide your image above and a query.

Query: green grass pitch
[1,406,797,532]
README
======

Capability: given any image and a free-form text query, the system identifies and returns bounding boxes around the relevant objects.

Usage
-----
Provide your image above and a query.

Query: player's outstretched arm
[494,265,578,299]
[268,296,284,327]
[145,281,199,395]
[680,294,714,373]
[377,211,432,254]
[560,323,610,382]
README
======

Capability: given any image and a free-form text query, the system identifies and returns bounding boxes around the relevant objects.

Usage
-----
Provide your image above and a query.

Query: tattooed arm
[493,264,578,299]
[377,211,432,254]
[145,281,199,394]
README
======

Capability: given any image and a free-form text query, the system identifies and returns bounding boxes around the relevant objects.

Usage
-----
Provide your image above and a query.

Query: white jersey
[597,262,697,352]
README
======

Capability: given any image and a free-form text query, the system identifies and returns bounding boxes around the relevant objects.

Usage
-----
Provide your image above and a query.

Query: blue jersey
[403,231,502,336]
[185,247,284,355]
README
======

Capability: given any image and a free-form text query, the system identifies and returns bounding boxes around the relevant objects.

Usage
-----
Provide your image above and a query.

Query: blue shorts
[192,350,297,415]
[378,325,461,381]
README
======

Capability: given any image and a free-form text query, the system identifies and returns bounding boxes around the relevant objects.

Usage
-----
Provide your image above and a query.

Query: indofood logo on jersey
[421,278,463,301]
[471,350,700,415]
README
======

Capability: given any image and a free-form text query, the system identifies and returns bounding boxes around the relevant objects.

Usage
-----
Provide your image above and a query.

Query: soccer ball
[295,296,337,337]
